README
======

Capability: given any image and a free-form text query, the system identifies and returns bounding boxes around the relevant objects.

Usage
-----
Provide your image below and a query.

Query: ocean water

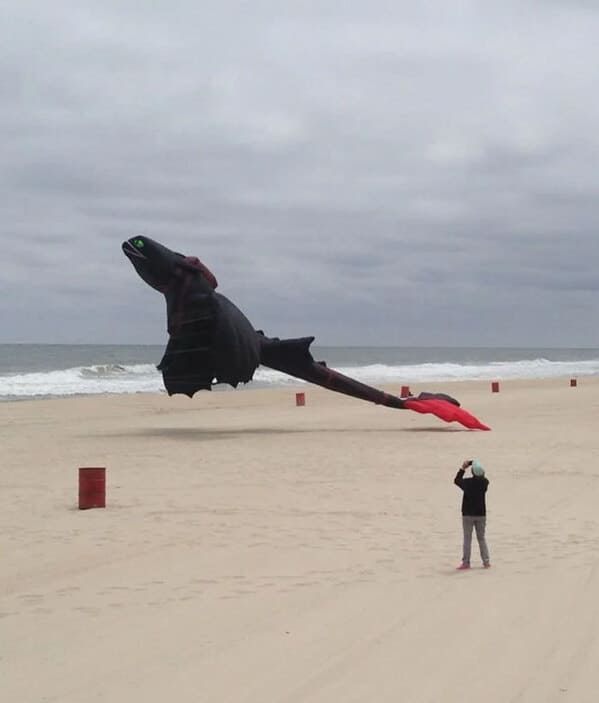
[1,344,599,401]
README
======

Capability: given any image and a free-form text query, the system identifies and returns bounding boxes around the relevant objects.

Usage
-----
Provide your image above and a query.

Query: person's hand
[461,460,471,470]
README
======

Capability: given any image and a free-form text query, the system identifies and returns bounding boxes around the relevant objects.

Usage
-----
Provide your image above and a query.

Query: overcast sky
[2,1,599,346]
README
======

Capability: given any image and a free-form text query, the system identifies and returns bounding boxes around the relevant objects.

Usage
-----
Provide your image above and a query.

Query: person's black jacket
[454,469,489,516]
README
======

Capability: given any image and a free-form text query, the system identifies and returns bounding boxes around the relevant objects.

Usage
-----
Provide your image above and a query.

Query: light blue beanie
[471,458,485,476]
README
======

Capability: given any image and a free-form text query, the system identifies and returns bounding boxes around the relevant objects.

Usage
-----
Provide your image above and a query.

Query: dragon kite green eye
[133,238,145,249]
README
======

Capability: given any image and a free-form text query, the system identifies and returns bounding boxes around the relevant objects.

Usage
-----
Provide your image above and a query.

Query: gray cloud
[2,1,599,345]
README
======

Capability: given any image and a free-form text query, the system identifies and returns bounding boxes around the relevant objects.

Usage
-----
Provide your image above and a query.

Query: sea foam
[2,357,599,400]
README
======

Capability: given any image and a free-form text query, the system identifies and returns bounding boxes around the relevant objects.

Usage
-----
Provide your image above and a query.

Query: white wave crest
[253,358,599,385]
[2,357,599,400]
[0,363,162,399]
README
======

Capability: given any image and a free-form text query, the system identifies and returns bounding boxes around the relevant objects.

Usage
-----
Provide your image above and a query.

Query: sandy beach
[2,378,599,702]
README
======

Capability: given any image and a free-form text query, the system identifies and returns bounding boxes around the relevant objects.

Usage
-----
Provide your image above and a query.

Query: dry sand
[2,378,599,702]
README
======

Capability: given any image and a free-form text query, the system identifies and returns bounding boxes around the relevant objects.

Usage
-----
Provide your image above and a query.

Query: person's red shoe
[456,563,470,570]
[483,563,491,569]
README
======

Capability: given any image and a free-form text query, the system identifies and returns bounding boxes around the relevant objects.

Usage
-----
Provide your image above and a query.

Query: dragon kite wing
[122,236,490,430]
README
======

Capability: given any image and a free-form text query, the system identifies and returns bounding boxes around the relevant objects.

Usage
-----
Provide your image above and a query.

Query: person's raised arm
[454,460,471,488]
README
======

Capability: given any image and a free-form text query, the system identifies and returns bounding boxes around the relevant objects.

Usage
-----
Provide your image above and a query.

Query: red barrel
[78,467,106,509]
[401,385,411,397]
[491,381,500,393]
[295,392,305,406]
[570,378,577,387]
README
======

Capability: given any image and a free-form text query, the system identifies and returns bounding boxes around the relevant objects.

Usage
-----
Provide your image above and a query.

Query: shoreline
[1,371,595,405]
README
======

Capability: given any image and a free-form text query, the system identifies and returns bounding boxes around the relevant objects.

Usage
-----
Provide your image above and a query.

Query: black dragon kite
[122,236,490,430]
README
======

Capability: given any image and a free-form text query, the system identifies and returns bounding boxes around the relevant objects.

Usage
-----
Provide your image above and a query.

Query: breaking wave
[2,357,599,400]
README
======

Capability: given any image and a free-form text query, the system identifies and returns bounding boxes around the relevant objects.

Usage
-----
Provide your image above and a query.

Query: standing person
[454,458,490,570]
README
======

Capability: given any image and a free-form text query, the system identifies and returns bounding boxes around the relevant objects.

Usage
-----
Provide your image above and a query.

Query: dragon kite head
[122,235,185,292]
[122,235,218,293]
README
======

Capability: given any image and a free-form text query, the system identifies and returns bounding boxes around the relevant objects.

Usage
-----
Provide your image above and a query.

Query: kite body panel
[159,288,261,396]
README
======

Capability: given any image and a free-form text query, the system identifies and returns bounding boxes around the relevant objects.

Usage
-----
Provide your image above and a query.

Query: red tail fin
[403,398,490,430]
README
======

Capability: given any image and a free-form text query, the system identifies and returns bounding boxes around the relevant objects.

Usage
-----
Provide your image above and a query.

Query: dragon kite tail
[258,336,491,431]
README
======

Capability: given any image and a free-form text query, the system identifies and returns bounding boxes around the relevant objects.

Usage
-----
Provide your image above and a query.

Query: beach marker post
[78,467,106,509]
[491,381,500,393]
[295,392,306,406]
[401,385,411,397]
[570,378,577,387]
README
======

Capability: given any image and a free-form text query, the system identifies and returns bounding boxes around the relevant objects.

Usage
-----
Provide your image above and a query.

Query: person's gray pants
[462,516,490,566]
